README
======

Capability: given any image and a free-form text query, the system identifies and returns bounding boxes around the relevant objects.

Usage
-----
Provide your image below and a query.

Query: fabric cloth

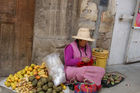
[64,45,82,66]
[74,82,97,93]
[77,59,94,67]
[65,66,105,86]
[64,41,105,86]
[64,41,92,66]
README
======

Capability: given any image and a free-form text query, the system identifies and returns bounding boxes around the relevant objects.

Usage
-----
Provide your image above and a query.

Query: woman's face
[78,40,88,47]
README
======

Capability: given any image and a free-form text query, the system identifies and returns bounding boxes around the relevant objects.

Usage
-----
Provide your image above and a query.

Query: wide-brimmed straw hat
[72,28,95,41]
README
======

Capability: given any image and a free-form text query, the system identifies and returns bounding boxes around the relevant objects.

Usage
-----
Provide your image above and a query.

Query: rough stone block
[80,2,98,21]
[78,18,96,30]
[102,11,115,23]
[99,23,112,33]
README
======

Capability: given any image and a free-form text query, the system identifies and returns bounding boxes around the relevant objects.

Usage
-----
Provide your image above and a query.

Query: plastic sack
[43,53,66,86]
[63,87,72,93]
[0,79,16,92]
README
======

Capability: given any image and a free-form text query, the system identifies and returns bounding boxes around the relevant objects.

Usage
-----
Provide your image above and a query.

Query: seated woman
[64,28,105,89]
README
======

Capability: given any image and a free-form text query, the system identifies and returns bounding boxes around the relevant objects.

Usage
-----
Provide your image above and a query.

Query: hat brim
[72,36,95,42]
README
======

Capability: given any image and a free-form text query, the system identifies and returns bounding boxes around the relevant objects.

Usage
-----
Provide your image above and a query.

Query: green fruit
[29,76,35,82]
[47,88,52,93]
[39,91,45,93]
[58,86,62,91]
[114,77,118,80]
[37,88,42,92]
[48,82,53,88]
[42,84,48,91]
[53,85,57,89]
[52,90,57,93]
[32,89,37,93]
[37,81,44,88]
[32,79,38,87]
[55,88,59,92]
[60,91,64,93]
[48,76,53,82]
[38,79,45,85]
[56,86,62,92]
[103,78,107,81]
[41,77,48,84]
[111,81,115,85]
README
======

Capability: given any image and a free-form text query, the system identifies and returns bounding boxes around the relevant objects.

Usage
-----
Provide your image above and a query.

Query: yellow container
[92,48,109,69]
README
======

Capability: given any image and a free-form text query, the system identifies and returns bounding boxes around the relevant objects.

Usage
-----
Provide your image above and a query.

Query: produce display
[29,76,65,93]
[5,63,47,90]
[4,62,67,93]
[101,72,124,88]
[16,77,33,93]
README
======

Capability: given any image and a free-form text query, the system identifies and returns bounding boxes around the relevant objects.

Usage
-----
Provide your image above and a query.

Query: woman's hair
[76,39,87,57]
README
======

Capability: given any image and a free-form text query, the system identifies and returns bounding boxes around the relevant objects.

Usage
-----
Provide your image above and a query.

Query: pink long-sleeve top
[64,44,92,66]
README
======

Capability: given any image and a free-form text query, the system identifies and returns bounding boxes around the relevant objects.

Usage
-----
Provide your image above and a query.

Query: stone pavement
[0,86,15,93]
[1,63,140,93]
[100,63,140,93]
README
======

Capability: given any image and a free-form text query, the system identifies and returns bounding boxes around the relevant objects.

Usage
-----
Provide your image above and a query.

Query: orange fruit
[34,65,39,69]
[28,67,33,71]
[34,71,38,75]
[35,75,40,80]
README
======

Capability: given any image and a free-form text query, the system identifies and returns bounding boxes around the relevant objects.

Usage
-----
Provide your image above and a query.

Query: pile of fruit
[102,72,124,88]
[16,77,33,93]
[28,75,66,93]
[4,62,67,93]
[5,63,48,90]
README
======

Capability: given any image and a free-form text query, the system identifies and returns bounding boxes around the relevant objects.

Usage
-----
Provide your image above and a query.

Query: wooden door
[0,0,35,76]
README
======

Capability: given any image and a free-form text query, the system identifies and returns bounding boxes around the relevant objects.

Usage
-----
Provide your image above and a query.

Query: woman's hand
[93,56,96,62]
[82,57,90,63]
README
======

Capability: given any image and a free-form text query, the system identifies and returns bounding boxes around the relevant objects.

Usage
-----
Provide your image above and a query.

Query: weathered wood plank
[0,23,15,75]
[0,0,35,76]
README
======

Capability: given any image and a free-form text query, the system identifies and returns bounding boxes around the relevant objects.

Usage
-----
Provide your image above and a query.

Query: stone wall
[98,0,116,49]
[32,0,116,64]
[32,0,80,64]
[79,0,116,49]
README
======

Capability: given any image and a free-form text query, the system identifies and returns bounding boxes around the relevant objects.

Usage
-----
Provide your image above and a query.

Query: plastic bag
[43,53,66,86]
[63,87,72,93]
[0,79,16,92]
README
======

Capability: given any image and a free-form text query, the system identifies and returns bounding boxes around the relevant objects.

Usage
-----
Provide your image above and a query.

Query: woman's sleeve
[64,45,82,66]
